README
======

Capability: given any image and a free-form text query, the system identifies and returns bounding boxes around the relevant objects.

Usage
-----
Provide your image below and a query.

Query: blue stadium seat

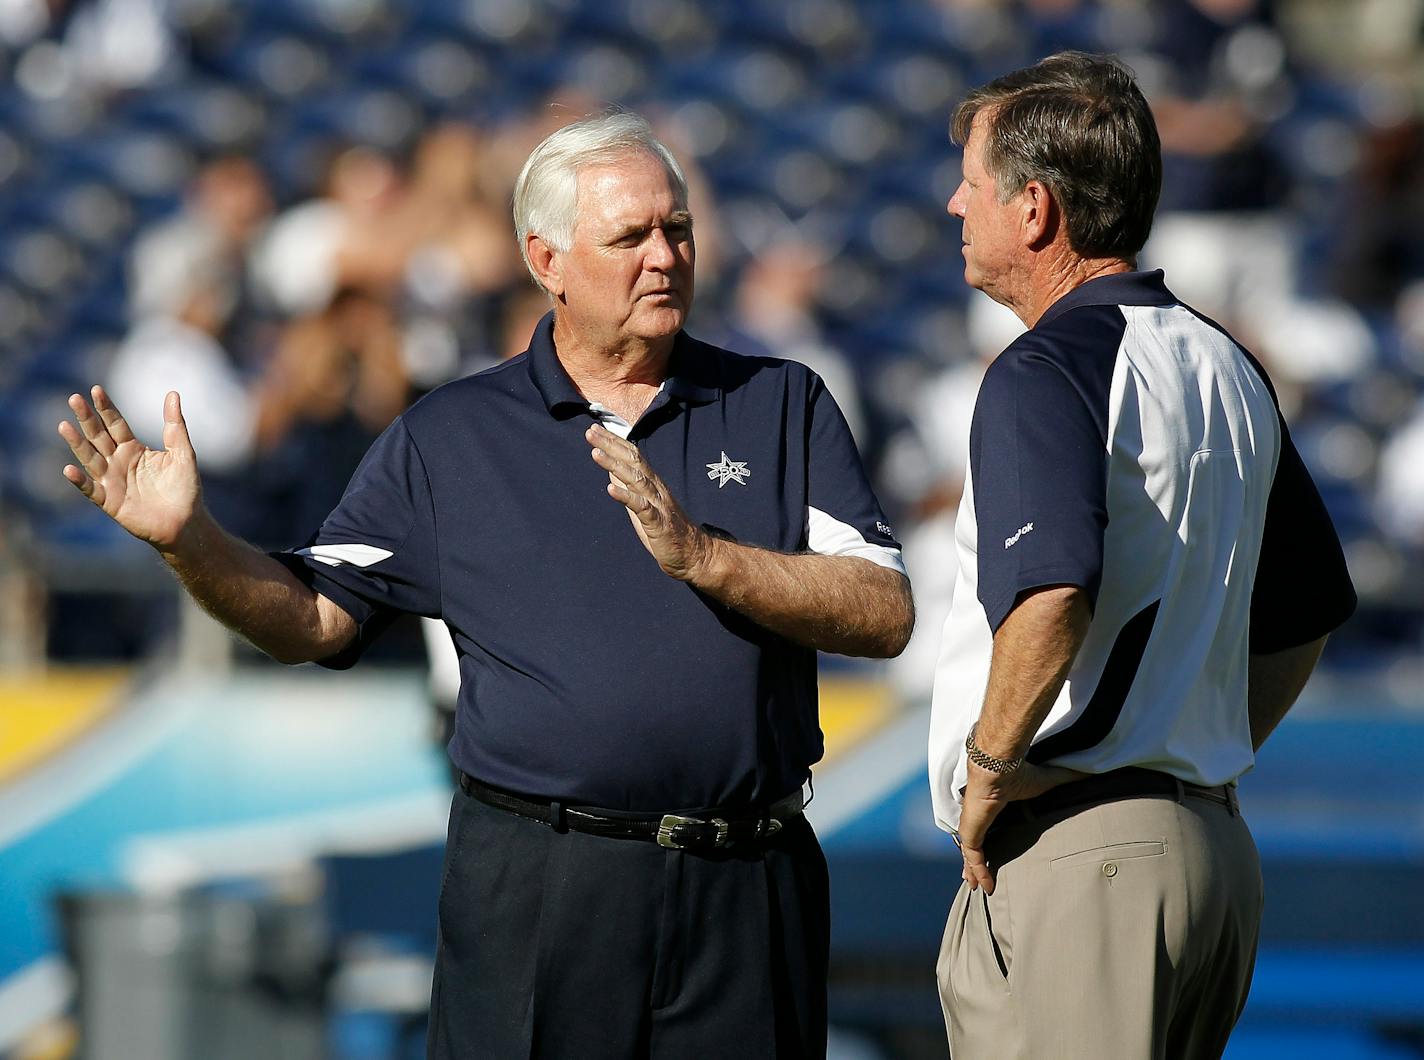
[54,129,196,207]
[118,80,270,153]
[207,30,341,102]
[0,224,88,301]
[346,36,496,114]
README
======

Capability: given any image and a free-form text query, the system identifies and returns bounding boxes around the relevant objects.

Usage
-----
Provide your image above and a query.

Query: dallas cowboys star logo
[706,451,751,488]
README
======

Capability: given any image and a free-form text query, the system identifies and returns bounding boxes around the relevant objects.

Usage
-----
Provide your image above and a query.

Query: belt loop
[550,801,567,833]
[1226,784,1240,817]
[1171,776,1185,804]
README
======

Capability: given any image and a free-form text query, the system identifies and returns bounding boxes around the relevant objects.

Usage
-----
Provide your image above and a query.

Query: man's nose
[645,228,677,269]
[947,181,968,219]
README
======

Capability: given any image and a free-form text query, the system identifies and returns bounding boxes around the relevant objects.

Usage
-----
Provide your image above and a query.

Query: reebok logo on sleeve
[1004,522,1034,550]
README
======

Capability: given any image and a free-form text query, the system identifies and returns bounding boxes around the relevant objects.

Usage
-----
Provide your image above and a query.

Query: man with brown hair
[929,52,1355,1057]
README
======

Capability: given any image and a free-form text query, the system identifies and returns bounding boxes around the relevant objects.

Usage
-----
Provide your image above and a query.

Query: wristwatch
[965,723,1024,776]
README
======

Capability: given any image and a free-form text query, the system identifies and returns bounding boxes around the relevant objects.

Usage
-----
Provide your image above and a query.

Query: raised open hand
[586,423,711,582]
[58,386,202,552]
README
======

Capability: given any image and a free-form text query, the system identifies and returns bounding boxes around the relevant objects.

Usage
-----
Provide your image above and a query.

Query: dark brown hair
[951,51,1162,261]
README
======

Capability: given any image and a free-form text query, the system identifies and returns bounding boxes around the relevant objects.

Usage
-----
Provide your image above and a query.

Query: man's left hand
[588,424,712,581]
[957,760,1084,895]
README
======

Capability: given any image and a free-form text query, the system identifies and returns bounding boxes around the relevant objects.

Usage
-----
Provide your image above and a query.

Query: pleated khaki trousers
[938,788,1262,1059]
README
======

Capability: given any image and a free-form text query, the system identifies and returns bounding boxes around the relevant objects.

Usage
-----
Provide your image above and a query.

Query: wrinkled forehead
[572,151,687,234]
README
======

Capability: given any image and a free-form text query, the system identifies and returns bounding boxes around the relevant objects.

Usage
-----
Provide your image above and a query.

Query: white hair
[513,111,689,288]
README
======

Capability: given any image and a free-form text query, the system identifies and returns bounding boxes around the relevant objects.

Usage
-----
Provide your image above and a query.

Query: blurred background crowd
[1,0,1423,692]
[4,1,1424,1057]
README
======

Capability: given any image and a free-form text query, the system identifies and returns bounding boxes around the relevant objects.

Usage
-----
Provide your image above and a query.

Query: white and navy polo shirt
[929,271,1355,832]
[278,313,904,813]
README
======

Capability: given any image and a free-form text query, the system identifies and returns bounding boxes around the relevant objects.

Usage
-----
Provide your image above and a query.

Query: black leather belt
[990,766,1238,834]
[458,772,805,851]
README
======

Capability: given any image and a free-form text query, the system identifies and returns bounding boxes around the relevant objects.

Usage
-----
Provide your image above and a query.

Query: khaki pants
[938,790,1262,1059]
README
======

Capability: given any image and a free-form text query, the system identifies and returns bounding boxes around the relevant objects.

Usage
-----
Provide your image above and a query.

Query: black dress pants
[426,789,830,1059]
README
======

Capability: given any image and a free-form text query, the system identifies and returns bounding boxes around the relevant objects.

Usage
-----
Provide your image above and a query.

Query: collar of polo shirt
[1034,269,1172,330]
[525,311,722,420]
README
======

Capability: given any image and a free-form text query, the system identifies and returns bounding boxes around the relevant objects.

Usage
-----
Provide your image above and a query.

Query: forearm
[972,586,1092,760]
[954,585,1092,891]
[690,538,913,658]
[586,422,912,656]
[158,510,355,664]
[1248,635,1327,751]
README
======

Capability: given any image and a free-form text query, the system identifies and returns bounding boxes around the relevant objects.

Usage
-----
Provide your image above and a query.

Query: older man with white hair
[58,111,914,1058]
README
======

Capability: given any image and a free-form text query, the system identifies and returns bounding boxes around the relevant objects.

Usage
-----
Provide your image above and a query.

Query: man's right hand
[59,384,358,666]
[956,760,1084,894]
[59,386,203,553]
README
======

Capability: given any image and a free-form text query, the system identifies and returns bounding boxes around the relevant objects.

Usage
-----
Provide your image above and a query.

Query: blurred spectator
[895,297,1022,516]
[882,295,1023,703]
[0,506,42,666]
[399,123,521,301]
[724,237,868,442]
[6,0,1424,679]
[129,155,273,322]
[112,156,280,538]
[497,286,559,362]
[0,0,50,50]
[251,286,409,546]
[110,257,253,469]
[397,123,523,392]
[61,0,179,93]
[1144,0,1293,223]
[1330,115,1424,314]
[4,0,179,99]
[251,144,409,317]
[108,242,271,539]
[1376,399,1424,550]
[1138,0,1376,389]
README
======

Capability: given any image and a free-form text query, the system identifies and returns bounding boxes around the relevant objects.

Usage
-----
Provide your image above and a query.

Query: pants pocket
[436,790,475,918]
[1049,840,1167,871]
[983,890,1011,981]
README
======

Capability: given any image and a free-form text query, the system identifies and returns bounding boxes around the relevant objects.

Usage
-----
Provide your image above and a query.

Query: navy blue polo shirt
[279,314,903,813]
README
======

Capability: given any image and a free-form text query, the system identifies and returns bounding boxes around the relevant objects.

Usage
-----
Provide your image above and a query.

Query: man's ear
[526,234,564,298]
[1020,180,1058,250]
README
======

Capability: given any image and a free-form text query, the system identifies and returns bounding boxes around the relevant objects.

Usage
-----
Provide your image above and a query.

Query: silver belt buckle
[657,814,730,849]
